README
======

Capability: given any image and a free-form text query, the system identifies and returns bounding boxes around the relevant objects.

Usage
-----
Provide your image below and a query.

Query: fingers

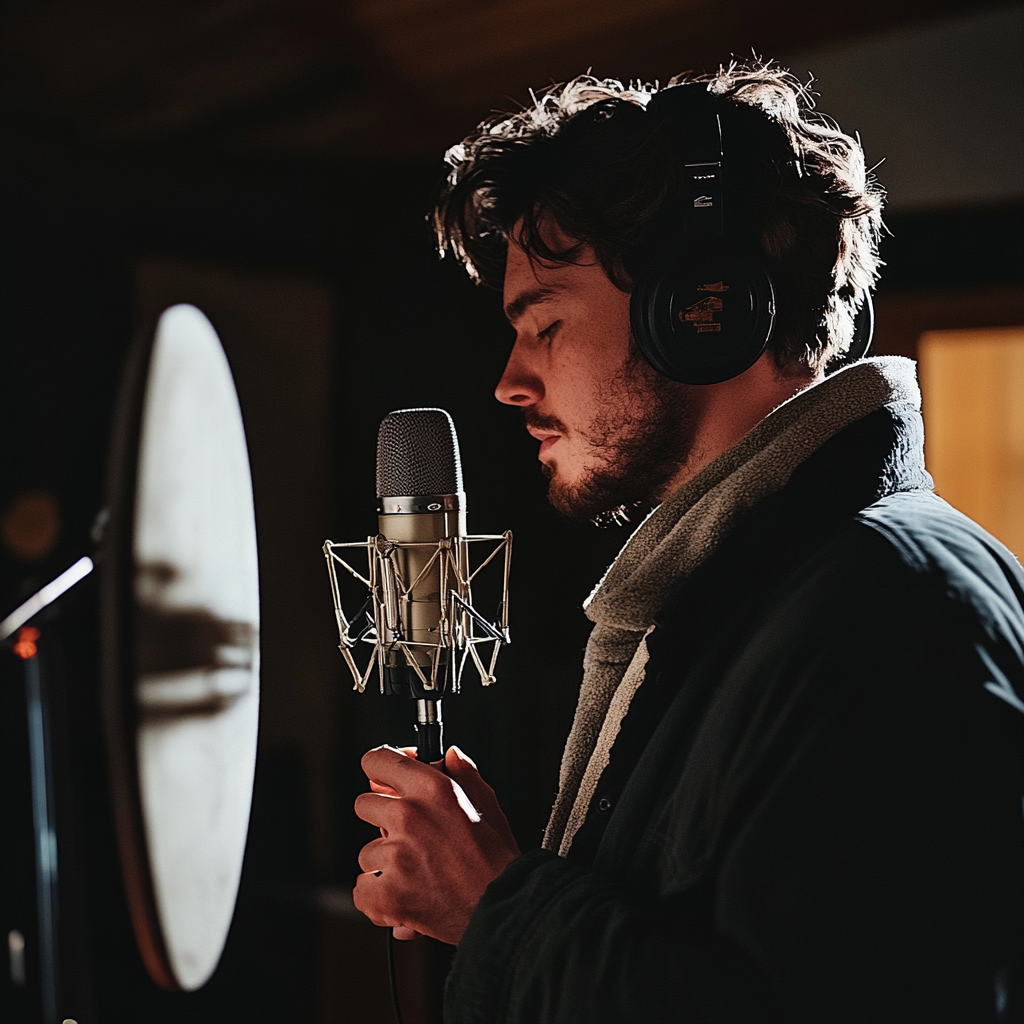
[354,790,410,832]
[362,745,442,797]
[444,746,487,804]
[353,872,411,932]
[361,746,514,848]
[356,835,388,873]
[353,744,519,944]
[353,863,420,939]
[368,749,422,794]
[445,746,521,855]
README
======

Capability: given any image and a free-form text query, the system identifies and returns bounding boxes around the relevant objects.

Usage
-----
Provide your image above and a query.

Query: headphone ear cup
[631,258,776,384]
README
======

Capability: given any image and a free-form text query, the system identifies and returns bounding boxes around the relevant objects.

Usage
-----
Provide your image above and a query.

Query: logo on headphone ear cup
[630,257,776,384]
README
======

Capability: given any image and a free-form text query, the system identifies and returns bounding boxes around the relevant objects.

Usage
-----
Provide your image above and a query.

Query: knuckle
[391,800,415,832]
[353,870,401,929]
[390,844,419,877]
[421,773,448,801]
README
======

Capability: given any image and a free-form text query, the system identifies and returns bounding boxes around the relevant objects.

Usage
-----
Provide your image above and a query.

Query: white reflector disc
[102,304,259,991]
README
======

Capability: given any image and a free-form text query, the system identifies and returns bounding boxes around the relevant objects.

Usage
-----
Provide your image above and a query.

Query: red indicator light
[13,626,39,660]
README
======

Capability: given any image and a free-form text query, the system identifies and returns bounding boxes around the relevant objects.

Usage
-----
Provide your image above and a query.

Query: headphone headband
[646,85,724,251]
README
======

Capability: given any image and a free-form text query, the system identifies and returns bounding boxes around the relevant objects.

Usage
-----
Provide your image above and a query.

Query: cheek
[578,308,634,379]
[557,364,605,416]
[558,324,629,389]
[540,344,589,405]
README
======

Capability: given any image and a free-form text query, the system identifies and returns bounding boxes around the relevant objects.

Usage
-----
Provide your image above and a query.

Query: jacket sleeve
[445,848,780,1024]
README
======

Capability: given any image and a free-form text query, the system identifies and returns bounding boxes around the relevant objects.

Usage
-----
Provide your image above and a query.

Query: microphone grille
[376,408,464,498]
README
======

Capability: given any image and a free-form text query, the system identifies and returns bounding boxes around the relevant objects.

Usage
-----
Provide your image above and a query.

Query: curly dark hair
[432,60,885,373]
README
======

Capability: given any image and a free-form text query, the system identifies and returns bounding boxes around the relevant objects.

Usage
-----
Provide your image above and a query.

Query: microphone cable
[386,927,404,1024]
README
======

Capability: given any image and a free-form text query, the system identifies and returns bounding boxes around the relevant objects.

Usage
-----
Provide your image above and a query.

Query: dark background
[1,2,1022,1021]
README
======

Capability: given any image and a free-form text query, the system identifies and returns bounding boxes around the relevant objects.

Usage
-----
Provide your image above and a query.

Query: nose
[495,341,543,407]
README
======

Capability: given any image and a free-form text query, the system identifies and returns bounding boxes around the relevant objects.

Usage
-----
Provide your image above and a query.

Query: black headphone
[629,84,872,384]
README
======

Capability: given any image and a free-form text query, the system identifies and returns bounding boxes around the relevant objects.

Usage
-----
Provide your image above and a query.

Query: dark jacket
[446,402,1024,1023]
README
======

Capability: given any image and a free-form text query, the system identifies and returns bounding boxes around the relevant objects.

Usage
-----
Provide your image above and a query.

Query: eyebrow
[504,287,558,325]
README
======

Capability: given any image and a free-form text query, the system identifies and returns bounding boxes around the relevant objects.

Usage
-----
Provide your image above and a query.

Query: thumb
[445,747,520,854]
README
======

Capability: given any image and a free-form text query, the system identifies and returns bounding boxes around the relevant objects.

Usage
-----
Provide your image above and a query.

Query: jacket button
[597,797,612,812]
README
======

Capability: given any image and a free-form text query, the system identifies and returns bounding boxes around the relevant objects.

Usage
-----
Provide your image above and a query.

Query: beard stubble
[530,348,700,525]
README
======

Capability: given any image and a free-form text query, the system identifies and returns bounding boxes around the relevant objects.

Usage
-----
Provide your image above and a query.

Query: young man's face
[497,227,701,522]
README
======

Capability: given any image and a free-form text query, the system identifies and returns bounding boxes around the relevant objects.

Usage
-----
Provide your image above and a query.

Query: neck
[659,355,822,500]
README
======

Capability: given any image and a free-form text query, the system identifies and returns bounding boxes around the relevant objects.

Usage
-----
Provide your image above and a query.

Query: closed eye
[538,320,562,342]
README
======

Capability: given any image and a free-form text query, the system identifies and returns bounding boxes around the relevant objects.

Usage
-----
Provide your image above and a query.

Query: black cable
[386,926,404,1024]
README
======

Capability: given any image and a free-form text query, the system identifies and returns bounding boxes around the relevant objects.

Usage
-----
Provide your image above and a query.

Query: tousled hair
[432,60,885,373]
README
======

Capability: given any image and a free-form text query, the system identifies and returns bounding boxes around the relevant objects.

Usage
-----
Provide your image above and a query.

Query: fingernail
[450,746,477,769]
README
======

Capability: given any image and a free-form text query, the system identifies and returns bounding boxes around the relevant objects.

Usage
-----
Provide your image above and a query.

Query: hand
[353,745,521,945]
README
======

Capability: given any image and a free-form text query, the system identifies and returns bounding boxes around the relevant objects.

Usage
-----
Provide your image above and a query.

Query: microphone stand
[324,526,510,1024]
[415,699,443,764]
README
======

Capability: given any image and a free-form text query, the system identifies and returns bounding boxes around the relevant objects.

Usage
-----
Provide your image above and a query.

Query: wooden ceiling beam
[0,0,997,157]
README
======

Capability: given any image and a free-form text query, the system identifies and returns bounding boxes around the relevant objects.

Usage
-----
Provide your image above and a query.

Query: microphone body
[376,410,466,763]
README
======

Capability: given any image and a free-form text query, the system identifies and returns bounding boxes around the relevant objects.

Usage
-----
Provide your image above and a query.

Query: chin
[546,475,597,523]
[545,453,671,525]
[540,458,579,487]
[542,462,583,497]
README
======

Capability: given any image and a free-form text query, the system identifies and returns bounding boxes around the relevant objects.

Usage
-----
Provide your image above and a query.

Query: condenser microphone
[376,408,467,763]
[323,410,511,763]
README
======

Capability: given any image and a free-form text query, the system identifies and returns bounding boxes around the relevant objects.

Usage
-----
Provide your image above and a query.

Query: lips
[526,424,561,457]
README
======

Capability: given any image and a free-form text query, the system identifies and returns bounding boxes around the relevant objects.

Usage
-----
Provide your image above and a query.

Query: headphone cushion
[631,258,776,384]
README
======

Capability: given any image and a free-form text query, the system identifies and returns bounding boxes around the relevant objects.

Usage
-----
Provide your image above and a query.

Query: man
[354,63,1024,1022]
